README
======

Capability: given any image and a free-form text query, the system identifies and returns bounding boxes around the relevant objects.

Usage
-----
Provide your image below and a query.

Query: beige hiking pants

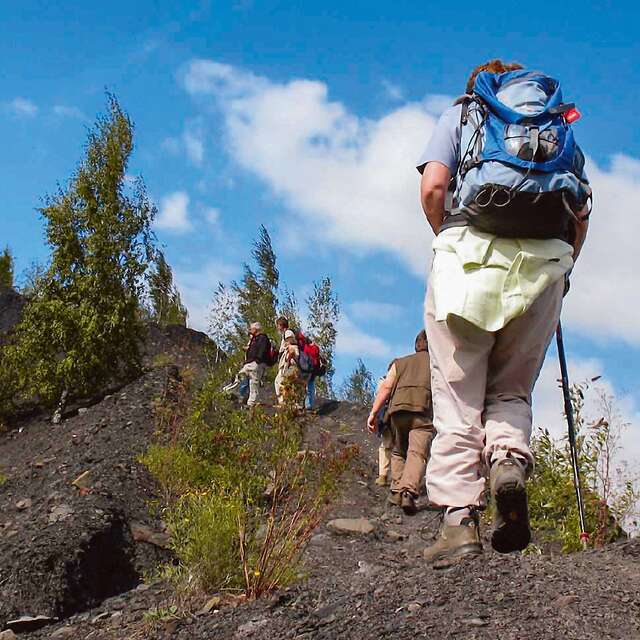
[240,362,266,406]
[424,279,563,507]
[389,411,434,496]
[378,429,394,478]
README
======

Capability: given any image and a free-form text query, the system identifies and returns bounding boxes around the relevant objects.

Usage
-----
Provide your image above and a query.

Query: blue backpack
[445,70,591,240]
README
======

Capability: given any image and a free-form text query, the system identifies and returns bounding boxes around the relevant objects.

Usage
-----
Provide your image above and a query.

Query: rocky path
[9,399,639,640]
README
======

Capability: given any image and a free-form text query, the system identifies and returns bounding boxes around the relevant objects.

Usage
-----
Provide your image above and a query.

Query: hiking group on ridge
[368,58,591,562]
[224,317,326,411]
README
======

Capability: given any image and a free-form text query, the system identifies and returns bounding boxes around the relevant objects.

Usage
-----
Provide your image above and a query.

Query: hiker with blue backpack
[418,60,591,562]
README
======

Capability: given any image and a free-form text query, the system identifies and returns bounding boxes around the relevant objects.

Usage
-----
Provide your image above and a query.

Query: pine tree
[148,250,188,326]
[278,285,302,331]
[340,359,375,406]
[232,225,279,342]
[0,246,14,291]
[306,277,339,397]
[2,95,156,409]
[208,281,240,355]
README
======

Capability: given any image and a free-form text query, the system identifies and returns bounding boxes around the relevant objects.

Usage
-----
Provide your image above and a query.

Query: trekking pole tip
[579,531,589,549]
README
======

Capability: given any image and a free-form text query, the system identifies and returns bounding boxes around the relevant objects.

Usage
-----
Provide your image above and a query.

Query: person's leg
[425,286,494,510]
[390,413,410,492]
[422,286,492,562]
[398,419,434,496]
[376,428,393,485]
[483,279,564,467]
[306,376,315,410]
[245,363,260,406]
[254,364,266,405]
[274,369,284,405]
[484,279,564,552]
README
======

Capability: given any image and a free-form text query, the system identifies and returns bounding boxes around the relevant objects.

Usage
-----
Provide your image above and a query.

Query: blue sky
[2,1,640,457]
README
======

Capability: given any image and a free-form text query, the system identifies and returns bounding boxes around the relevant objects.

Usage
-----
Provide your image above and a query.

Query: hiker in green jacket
[417,59,590,562]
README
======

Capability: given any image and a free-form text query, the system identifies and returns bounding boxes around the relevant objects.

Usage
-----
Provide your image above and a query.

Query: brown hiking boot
[490,457,531,553]
[423,516,482,563]
[401,491,418,516]
[375,475,389,487]
[387,491,402,506]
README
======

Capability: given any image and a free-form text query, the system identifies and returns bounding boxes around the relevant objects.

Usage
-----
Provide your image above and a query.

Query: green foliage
[528,382,636,552]
[208,282,240,355]
[209,226,279,358]
[0,94,155,413]
[0,246,14,291]
[232,225,279,345]
[306,277,339,397]
[340,358,375,406]
[19,260,48,297]
[278,286,302,332]
[142,367,354,597]
[0,471,7,487]
[148,250,187,326]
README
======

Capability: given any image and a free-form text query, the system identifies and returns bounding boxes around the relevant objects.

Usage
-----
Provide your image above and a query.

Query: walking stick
[555,321,589,549]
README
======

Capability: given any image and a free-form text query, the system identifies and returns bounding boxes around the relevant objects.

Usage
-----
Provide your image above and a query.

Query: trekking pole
[555,321,589,549]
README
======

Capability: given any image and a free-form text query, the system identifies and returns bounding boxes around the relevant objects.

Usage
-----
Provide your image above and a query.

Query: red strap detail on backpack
[564,108,581,124]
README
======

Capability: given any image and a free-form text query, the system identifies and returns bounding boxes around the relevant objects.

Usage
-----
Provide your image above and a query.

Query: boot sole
[492,482,531,553]
[425,543,483,564]
[401,502,417,516]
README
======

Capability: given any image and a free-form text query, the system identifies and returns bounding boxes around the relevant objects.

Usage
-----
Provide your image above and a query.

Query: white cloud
[156,191,192,232]
[174,260,238,332]
[7,97,38,117]
[53,105,86,120]
[381,79,404,101]
[422,94,455,115]
[182,58,434,277]
[182,58,640,345]
[349,300,403,321]
[204,207,220,226]
[183,126,204,166]
[161,121,205,166]
[336,314,392,358]
[562,155,640,343]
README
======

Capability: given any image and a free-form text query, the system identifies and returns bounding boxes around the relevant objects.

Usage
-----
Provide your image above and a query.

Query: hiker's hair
[466,59,524,94]
[276,316,289,329]
[415,329,428,352]
[250,322,262,332]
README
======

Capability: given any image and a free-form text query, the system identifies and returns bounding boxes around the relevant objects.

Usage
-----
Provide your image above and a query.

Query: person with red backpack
[300,335,321,411]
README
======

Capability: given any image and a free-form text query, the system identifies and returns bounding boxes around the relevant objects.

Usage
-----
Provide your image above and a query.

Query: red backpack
[265,338,279,367]
[304,342,320,368]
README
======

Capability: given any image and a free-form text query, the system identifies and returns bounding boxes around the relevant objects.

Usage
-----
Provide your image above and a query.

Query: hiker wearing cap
[417,60,591,562]
[242,322,270,406]
[274,316,299,405]
[367,330,434,515]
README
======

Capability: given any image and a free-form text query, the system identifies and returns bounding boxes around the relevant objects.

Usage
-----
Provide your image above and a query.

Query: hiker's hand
[367,412,376,433]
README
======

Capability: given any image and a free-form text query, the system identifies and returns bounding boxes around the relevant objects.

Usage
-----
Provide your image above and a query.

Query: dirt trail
[2,350,640,639]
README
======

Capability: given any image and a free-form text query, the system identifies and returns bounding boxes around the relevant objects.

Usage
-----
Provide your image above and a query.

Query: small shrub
[143,366,355,598]
[528,381,637,552]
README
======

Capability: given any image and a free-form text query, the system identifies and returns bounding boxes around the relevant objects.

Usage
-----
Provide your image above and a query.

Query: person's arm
[571,207,590,263]
[420,162,451,236]
[366,365,397,433]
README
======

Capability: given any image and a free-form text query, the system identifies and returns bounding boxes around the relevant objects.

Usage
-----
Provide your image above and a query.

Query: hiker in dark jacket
[367,330,434,515]
[241,322,270,406]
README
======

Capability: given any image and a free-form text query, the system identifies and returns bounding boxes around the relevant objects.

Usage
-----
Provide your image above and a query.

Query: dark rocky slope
[1,330,639,639]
